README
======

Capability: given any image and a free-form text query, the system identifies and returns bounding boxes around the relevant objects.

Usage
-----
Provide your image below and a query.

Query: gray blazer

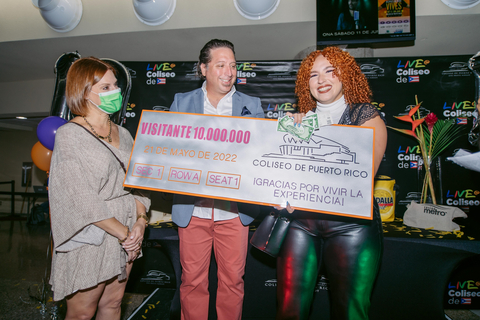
[169,87,265,227]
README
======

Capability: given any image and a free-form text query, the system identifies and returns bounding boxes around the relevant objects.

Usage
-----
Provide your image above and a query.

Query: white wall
[1,0,477,43]
[0,0,314,42]
[0,79,54,115]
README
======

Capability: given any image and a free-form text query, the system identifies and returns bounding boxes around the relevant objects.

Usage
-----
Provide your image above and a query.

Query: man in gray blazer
[169,39,264,320]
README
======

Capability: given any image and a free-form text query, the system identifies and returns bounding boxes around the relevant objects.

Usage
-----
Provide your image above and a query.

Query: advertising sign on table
[124,111,376,219]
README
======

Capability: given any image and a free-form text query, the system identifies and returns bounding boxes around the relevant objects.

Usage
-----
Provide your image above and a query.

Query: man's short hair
[197,39,235,79]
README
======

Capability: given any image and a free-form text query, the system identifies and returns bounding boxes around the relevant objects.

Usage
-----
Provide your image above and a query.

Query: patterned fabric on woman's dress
[49,123,150,301]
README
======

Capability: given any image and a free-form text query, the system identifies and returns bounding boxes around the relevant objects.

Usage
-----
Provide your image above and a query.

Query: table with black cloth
[134,216,480,320]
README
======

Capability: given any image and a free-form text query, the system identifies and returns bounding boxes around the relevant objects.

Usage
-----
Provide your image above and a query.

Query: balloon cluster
[31,116,67,172]
[29,52,131,173]
[30,52,80,172]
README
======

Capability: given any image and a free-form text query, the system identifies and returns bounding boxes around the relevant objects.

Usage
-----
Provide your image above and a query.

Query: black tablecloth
[133,217,480,320]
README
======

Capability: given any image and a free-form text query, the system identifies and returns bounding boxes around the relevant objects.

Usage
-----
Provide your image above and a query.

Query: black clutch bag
[250,212,291,257]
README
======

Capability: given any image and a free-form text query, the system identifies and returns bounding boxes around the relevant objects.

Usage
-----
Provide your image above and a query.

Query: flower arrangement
[388,96,464,204]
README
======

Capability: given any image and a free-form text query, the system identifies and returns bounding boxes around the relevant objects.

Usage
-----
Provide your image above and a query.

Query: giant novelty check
[124,110,376,219]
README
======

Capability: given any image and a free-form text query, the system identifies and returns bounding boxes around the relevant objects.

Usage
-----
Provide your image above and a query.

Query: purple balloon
[37,116,68,150]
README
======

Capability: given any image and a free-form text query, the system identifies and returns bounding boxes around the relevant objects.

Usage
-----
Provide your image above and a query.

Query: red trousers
[178,216,249,320]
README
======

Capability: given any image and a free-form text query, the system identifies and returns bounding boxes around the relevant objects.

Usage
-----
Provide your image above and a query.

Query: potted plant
[388,96,464,204]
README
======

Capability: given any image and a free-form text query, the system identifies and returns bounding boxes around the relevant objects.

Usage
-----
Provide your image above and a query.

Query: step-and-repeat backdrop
[121,55,479,219]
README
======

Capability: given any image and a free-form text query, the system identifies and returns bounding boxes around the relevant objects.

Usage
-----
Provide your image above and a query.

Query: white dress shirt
[192,82,239,221]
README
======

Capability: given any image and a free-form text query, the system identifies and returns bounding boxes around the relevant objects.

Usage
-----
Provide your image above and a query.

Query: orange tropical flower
[387,96,463,205]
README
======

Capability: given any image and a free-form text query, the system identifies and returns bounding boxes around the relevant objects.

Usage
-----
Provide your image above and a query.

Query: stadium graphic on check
[262,133,358,165]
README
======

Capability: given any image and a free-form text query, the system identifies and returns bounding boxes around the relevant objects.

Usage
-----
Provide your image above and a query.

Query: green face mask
[89,88,123,114]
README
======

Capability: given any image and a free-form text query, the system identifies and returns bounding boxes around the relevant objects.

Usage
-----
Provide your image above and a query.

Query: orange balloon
[31,141,52,172]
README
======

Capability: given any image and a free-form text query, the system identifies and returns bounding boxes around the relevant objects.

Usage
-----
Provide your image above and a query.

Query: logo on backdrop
[266,64,298,80]
[442,100,476,119]
[360,63,385,79]
[145,62,176,85]
[126,102,137,119]
[264,277,330,291]
[315,276,329,292]
[185,63,201,79]
[398,192,431,207]
[397,145,423,169]
[447,279,480,305]
[127,67,137,79]
[265,102,297,119]
[140,270,172,286]
[237,62,257,78]
[396,59,431,84]
[266,71,297,80]
[398,104,430,118]
[371,101,386,118]
[445,189,480,207]
[265,279,277,287]
[152,106,169,112]
[441,62,471,77]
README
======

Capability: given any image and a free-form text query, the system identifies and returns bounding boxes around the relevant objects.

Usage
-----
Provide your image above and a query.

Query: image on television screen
[317,0,416,46]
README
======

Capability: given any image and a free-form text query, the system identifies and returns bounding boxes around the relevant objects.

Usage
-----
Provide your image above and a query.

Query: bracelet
[118,226,130,243]
[137,213,149,226]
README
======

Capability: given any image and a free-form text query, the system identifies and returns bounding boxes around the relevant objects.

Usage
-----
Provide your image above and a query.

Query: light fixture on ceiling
[440,0,480,9]
[233,0,280,20]
[133,0,176,26]
[31,0,83,33]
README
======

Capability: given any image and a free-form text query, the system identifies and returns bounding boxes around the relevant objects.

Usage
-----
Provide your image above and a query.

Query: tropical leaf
[424,119,465,160]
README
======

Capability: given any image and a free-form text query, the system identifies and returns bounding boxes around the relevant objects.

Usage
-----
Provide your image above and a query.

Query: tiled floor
[1,215,479,320]
[0,217,148,320]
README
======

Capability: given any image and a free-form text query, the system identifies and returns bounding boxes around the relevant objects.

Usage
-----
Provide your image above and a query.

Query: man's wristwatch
[137,213,149,226]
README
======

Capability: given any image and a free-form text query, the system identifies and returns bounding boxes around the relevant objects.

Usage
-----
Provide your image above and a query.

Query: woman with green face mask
[48,57,150,320]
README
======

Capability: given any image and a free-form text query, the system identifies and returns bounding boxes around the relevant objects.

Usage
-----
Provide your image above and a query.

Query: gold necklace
[83,116,112,142]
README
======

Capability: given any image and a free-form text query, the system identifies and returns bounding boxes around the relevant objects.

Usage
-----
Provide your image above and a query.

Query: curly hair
[295,47,372,113]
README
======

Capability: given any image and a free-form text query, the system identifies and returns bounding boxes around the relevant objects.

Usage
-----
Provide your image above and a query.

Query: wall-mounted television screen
[317,0,416,46]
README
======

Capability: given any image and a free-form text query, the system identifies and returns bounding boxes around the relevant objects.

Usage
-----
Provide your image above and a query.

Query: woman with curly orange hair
[276,47,387,320]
